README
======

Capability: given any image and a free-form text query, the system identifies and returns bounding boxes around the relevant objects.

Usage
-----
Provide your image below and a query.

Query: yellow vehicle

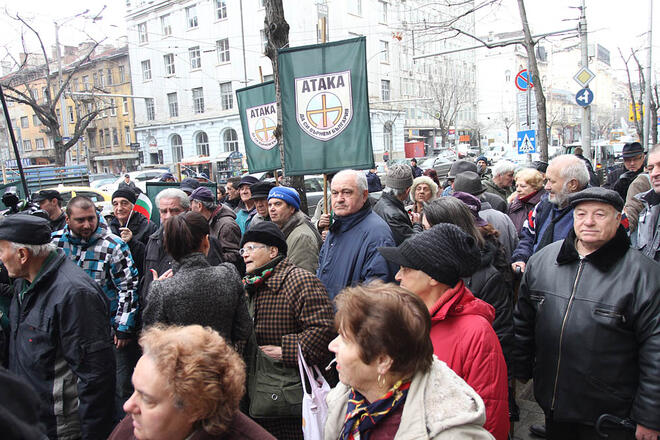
[42,185,113,218]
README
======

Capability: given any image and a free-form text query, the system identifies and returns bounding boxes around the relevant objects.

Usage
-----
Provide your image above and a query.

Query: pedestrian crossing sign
[517,130,536,154]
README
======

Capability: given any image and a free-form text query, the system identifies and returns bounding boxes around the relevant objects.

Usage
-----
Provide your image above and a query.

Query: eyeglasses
[239,244,268,256]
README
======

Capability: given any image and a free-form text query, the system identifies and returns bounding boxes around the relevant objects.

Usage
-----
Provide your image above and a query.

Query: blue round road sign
[575,88,594,107]
[515,70,533,91]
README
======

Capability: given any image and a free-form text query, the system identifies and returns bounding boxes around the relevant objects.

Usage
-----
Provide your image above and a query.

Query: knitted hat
[0,215,52,245]
[453,171,487,196]
[112,188,137,204]
[385,164,413,191]
[568,187,624,212]
[180,177,201,194]
[411,176,438,199]
[447,160,478,178]
[250,181,276,200]
[189,187,215,203]
[268,186,300,211]
[451,191,488,227]
[240,221,288,256]
[378,223,480,286]
[476,155,488,163]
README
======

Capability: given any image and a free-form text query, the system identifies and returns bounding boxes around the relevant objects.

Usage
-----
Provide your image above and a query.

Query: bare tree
[502,115,515,145]
[619,48,645,142]
[422,66,469,149]
[1,14,109,165]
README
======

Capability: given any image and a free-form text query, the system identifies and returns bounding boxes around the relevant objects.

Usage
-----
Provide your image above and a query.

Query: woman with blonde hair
[507,168,546,235]
[109,324,274,440]
[406,175,438,216]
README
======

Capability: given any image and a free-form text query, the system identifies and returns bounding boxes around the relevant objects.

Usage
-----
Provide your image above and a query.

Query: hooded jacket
[9,251,115,439]
[428,281,509,440]
[514,227,660,430]
[280,210,323,274]
[52,218,139,338]
[324,357,493,440]
[317,203,396,299]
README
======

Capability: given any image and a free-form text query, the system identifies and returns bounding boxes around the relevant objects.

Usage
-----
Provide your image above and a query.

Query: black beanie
[240,221,288,256]
[378,223,480,286]
[112,188,137,204]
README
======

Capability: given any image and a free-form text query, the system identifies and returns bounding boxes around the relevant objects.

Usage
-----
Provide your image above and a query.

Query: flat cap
[0,215,52,245]
[32,189,62,203]
[189,186,215,203]
[447,160,478,178]
[250,181,276,199]
[238,175,259,188]
[568,187,624,212]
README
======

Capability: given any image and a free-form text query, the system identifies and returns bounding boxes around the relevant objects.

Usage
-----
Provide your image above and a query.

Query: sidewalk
[512,380,545,440]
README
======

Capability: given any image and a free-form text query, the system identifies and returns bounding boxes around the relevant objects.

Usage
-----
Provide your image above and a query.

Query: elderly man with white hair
[316,169,396,299]
[484,160,517,203]
[511,154,590,273]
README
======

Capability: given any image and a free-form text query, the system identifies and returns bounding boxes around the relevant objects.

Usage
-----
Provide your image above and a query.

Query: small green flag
[236,81,281,173]
[278,37,374,175]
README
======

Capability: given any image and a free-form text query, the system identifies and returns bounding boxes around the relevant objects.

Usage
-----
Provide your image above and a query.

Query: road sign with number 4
[575,88,594,107]
[517,130,536,154]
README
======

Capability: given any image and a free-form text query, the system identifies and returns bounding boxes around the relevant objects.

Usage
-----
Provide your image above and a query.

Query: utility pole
[579,0,592,160]
[239,0,248,86]
[642,0,653,150]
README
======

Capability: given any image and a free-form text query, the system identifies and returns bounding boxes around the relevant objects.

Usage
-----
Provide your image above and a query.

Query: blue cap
[268,186,300,211]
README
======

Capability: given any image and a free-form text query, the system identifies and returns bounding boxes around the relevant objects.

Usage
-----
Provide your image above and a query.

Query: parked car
[98,168,171,194]
[417,156,453,179]
[43,185,113,218]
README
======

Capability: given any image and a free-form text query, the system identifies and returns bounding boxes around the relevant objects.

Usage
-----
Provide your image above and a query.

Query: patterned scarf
[339,379,411,440]
[242,255,283,290]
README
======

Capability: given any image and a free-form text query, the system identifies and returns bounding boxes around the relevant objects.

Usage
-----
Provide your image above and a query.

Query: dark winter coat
[143,253,251,348]
[482,191,507,213]
[0,367,48,440]
[366,171,382,193]
[109,213,158,280]
[317,204,396,299]
[507,189,545,235]
[632,189,660,261]
[604,164,645,200]
[49,211,67,233]
[513,226,660,430]
[575,154,600,187]
[280,211,323,274]
[373,191,415,246]
[9,251,115,440]
[208,204,242,268]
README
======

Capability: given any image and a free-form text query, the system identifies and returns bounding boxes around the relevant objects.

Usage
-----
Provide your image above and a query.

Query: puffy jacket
[52,218,139,337]
[373,191,415,246]
[511,195,574,263]
[280,210,322,274]
[463,241,515,377]
[324,358,493,440]
[513,227,660,430]
[317,203,396,299]
[8,251,115,439]
[109,213,158,280]
[632,189,660,261]
[507,189,545,235]
[208,204,242,267]
[428,281,509,440]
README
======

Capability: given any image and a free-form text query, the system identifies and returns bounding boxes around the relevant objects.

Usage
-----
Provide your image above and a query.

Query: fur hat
[240,221,288,256]
[411,176,439,199]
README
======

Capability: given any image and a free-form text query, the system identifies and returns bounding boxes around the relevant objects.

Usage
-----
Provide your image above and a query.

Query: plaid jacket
[249,258,335,368]
[52,218,139,336]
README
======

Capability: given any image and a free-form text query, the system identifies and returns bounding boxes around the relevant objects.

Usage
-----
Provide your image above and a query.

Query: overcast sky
[0,0,656,76]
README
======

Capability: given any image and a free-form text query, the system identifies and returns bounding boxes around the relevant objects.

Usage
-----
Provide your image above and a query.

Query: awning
[179,152,232,165]
[94,153,139,161]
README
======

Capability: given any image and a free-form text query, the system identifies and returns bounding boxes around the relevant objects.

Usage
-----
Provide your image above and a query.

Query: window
[110,98,117,116]
[189,46,201,70]
[215,0,227,19]
[88,132,96,149]
[171,134,183,162]
[112,128,119,145]
[381,79,390,101]
[216,39,230,63]
[260,30,268,53]
[20,116,28,128]
[82,75,90,90]
[146,98,155,120]
[104,129,111,147]
[36,138,45,150]
[220,82,233,110]
[106,68,113,85]
[383,122,392,153]
[32,114,40,126]
[167,92,179,117]
[164,54,175,75]
[138,22,148,43]
[349,0,362,15]
[379,1,388,23]
[125,126,131,145]
[122,97,129,114]
[196,132,209,156]
[93,72,98,87]
[72,78,78,92]
[380,41,389,63]
[99,130,105,148]
[98,69,105,87]
[160,14,172,36]
[22,140,32,151]
[119,65,125,83]
[192,87,204,113]
[68,106,74,123]
[186,5,198,28]
[141,60,152,81]
[223,129,238,152]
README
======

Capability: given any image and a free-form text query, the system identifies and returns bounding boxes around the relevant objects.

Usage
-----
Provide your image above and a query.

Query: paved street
[513,380,546,440]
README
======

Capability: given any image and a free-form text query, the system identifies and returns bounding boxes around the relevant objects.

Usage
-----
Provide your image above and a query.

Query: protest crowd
[0,142,659,440]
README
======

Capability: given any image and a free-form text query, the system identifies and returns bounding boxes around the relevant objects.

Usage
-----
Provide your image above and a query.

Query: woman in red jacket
[379,223,510,440]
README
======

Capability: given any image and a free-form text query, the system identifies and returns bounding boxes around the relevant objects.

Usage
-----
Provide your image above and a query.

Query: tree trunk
[517,0,549,162]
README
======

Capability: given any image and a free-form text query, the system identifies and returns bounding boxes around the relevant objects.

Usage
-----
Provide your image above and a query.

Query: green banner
[278,37,374,175]
[236,81,281,173]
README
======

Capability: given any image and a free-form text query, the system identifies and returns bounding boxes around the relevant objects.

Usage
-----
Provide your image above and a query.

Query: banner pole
[323,174,328,215]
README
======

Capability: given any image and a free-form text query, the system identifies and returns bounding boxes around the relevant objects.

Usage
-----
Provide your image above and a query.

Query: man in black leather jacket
[513,187,660,439]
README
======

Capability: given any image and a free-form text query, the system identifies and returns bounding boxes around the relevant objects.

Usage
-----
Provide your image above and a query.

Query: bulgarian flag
[132,193,153,221]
